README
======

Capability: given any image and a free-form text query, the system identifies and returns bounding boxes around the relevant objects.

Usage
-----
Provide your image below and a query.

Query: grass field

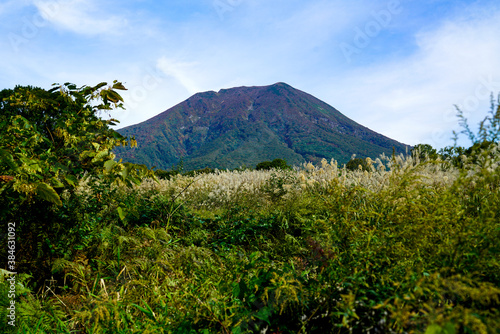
[1,149,500,333]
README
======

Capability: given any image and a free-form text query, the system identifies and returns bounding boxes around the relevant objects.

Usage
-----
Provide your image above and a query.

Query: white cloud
[32,0,128,35]
[156,57,203,95]
[322,8,500,148]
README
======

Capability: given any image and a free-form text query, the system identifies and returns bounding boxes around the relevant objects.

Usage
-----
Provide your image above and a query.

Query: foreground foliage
[0,82,153,283]
[1,85,499,333]
[0,148,499,333]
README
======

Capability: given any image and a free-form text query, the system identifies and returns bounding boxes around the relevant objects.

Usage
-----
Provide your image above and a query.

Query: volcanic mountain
[115,82,408,170]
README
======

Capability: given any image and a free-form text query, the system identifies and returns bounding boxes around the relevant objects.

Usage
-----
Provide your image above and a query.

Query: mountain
[115,82,409,170]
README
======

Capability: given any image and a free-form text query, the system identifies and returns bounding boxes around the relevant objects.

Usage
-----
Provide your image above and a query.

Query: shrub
[345,157,371,171]
[256,158,292,171]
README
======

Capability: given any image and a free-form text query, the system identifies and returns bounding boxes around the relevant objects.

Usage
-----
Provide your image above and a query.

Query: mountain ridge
[115,82,409,170]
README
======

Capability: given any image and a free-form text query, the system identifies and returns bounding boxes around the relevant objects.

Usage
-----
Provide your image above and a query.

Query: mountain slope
[115,83,409,170]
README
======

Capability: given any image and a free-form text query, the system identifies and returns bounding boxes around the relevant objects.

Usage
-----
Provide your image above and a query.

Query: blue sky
[2,0,500,148]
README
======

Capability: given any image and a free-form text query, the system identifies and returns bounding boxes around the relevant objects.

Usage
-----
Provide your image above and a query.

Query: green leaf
[64,175,78,187]
[117,206,126,221]
[36,182,62,206]
[129,175,142,186]
[92,149,109,163]
[0,183,9,195]
[232,283,240,298]
[79,150,95,160]
[0,148,19,171]
[50,177,64,188]
[425,324,442,334]
[442,322,456,334]
[425,323,456,334]
[121,163,133,180]
[254,306,272,325]
[131,302,155,321]
[104,159,117,172]
[106,90,123,103]
[94,82,108,90]
[112,82,127,90]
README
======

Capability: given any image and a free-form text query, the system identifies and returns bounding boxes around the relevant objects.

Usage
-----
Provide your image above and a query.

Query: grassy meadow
[2,150,499,333]
[1,83,499,333]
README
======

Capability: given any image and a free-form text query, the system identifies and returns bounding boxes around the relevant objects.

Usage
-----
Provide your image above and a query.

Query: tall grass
[1,147,499,333]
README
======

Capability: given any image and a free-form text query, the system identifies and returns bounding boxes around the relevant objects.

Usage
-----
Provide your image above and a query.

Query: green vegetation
[410,144,439,161]
[345,157,371,171]
[255,158,292,171]
[115,82,409,170]
[153,158,289,179]
[0,83,499,333]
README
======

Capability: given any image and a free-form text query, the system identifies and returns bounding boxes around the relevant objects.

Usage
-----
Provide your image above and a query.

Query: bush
[256,158,292,171]
[345,157,371,171]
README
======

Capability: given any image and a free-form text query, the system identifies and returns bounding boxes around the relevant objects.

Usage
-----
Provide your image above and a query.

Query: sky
[2,0,500,149]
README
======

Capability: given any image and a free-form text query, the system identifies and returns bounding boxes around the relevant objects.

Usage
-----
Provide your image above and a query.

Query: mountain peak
[216,82,293,93]
[272,82,292,87]
[116,83,408,170]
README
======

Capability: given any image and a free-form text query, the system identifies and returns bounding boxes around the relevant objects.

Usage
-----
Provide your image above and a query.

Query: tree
[411,144,439,161]
[0,81,153,281]
[345,157,370,171]
[256,158,292,171]
[438,145,466,167]
[0,81,148,206]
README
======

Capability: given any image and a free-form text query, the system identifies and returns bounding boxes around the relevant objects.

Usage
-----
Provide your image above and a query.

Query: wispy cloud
[33,0,128,35]
[157,57,202,95]
[321,6,500,147]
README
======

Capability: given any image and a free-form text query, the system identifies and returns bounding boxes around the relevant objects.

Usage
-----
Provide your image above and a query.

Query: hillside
[115,82,409,170]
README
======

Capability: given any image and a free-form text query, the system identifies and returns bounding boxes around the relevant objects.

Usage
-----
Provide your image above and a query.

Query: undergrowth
[1,148,499,333]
